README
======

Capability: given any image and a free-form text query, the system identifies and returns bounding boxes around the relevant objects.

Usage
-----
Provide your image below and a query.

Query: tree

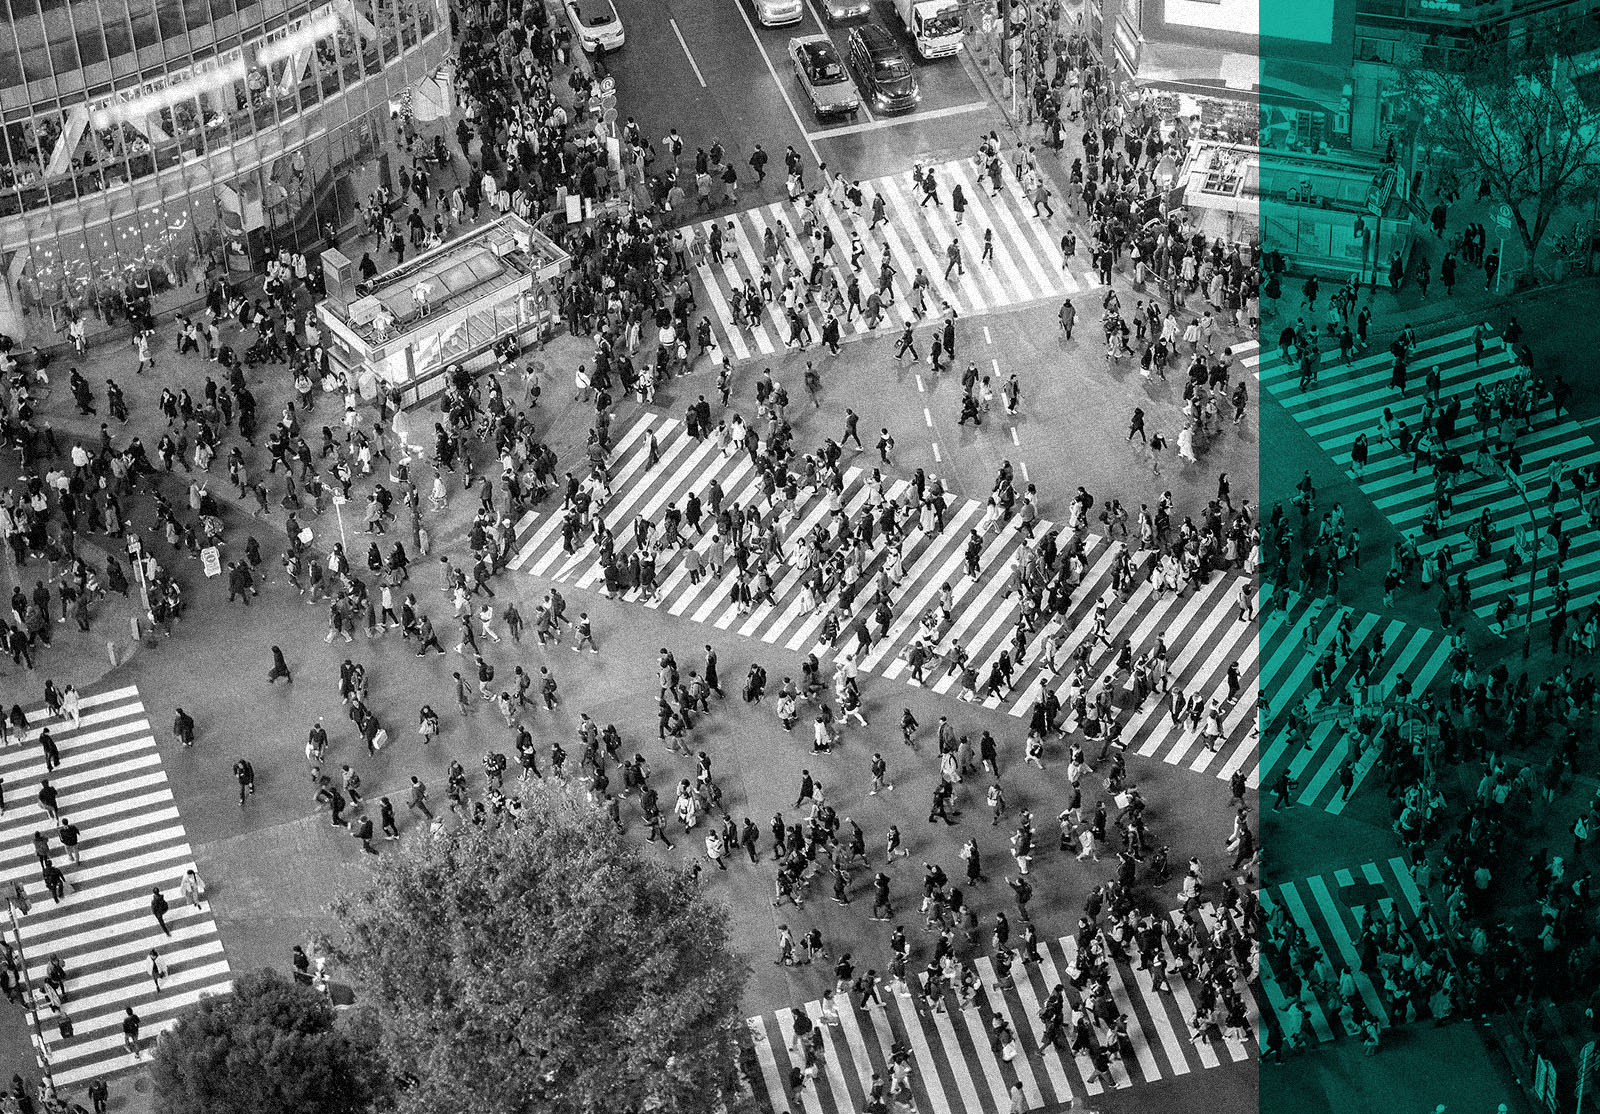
[326,781,753,1114]
[1401,30,1600,267]
[151,968,391,1114]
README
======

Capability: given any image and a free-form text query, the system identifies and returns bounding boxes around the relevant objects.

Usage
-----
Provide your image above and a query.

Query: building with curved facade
[0,0,451,338]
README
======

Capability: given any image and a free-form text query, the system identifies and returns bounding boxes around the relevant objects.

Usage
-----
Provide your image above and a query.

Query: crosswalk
[509,413,1459,814]
[1241,328,1600,622]
[744,857,1427,1114]
[1254,856,1429,1049]
[0,685,232,1087]
[745,914,1256,1114]
[687,157,1100,362]
[509,412,1264,785]
[1255,584,1452,814]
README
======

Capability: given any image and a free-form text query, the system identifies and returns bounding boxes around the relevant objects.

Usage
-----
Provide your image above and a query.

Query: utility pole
[1501,458,1543,660]
[9,900,54,1094]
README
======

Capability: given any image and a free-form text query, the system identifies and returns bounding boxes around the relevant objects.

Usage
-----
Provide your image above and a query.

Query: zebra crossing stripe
[1254,857,1427,1050]
[511,416,1449,812]
[1240,329,1600,619]
[683,156,1085,362]
[1248,585,1451,811]
[0,686,232,1086]
[746,917,1257,1114]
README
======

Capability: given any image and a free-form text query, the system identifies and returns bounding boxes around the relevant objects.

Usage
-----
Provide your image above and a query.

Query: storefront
[1171,139,1259,250]
[0,0,452,342]
[315,214,570,412]
[1254,151,1417,280]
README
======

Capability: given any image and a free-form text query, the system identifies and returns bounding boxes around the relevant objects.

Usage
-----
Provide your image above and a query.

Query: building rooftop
[322,215,568,345]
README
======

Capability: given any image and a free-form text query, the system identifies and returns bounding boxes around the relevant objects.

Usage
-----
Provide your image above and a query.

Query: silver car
[565,0,624,53]
[755,0,804,26]
[790,35,861,118]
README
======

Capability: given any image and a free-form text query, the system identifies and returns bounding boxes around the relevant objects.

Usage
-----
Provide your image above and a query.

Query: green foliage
[326,781,753,1114]
[1402,34,1600,263]
[151,968,391,1114]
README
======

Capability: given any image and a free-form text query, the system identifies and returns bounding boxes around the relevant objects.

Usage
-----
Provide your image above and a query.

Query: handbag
[1001,1040,1018,1062]
[372,728,390,751]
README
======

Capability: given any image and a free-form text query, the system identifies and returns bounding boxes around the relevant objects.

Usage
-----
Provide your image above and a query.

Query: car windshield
[922,10,960,35]
[875,58,911,79]
[807,49,845,81]
[575,3,615,25]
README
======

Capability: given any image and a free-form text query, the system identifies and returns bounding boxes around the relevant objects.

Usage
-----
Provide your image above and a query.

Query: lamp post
[1500,458,1541,660]
[9,899,55,1094]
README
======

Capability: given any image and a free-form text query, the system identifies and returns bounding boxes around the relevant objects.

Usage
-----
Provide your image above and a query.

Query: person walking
[379,798,399,840]
[233,758,255,804]
[36,779,59,821]
[57,818,80,866]
[351,814,379,855]
[267,645,292,684]
[172,707,196,747]
[894,323,918,364]
[407,775,433,820]
[150,887,171,936]
[181,868,206,909]
[122,1005,142,1059]
[38,728,60,772]
[148,948,168,991]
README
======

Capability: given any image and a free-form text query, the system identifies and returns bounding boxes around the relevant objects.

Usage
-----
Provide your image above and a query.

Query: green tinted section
[1259,4,1600,1114]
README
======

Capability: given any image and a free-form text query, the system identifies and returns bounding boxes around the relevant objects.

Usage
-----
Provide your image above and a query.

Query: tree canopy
[150,967,391,1114]
[1401,32,1600,264]
[326,781,752,1114]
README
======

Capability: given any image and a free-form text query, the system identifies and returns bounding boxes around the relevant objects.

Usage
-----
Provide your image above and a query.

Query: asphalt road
[0,244,1261,1114]
[602,0,1008,184]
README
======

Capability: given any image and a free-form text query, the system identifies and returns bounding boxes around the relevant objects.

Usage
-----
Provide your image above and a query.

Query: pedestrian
[173,707,196,747]
[38,728,60,772]
[181,868,206,908]
[572,612,598,653]
[122,1005,142,1058]
[148,948,168,991]
[379,798,400,840]
[150,887,171,935]
[233,758,255,804]
[57,818,79,865]
[41,861,65,903]
[407,775,433,819]
[267,645,292,684]
[352,814,379,855]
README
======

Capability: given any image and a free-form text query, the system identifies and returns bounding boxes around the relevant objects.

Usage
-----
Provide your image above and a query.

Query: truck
[893,0,964,58]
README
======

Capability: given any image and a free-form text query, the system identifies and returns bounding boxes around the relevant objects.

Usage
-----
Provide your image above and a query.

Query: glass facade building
[0,0,450,335]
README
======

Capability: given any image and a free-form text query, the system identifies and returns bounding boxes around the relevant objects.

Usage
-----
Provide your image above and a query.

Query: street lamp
[8,899,55,1096]
[1498,457,1543,660]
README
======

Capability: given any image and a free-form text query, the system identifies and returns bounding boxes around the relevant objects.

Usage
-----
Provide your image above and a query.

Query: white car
[754,0,804,26]
[790,35,860,118]
[820,0,870,20]
[565,0,625,53]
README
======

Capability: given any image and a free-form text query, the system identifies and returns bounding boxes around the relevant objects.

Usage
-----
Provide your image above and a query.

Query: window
[0,23,23,89]
[10,0,53,83]
[130,0,163,49]
[71,0,110,66]
[41,0,84,74]
[101,0,137,63]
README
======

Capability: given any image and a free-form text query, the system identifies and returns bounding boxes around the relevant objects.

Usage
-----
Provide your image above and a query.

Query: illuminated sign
[91,7,343,129]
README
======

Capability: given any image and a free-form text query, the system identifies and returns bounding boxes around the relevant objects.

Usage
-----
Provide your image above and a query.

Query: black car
[847,24,920,114]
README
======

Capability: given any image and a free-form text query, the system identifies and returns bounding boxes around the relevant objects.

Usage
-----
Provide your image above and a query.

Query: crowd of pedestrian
[0,0,1285,1109]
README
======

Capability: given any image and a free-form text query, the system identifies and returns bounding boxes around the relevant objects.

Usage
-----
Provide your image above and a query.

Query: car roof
[790,33,832,49]
[851,24,900,55]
